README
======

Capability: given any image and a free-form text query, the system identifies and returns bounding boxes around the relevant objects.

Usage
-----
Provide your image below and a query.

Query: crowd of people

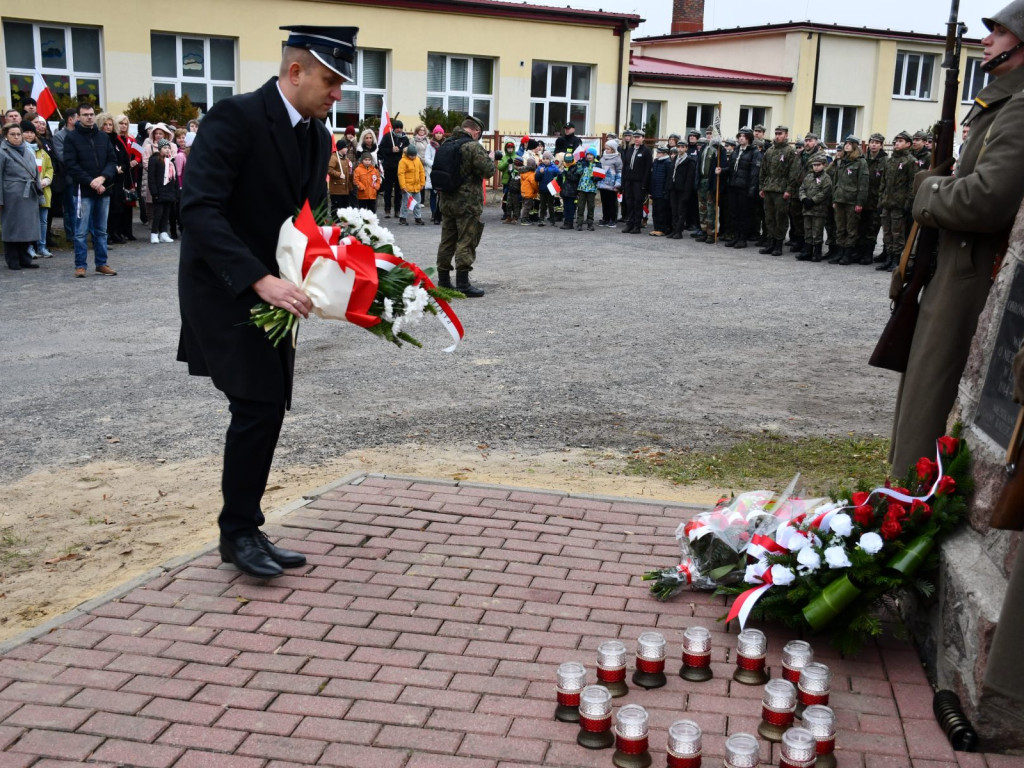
[0,103,198,275]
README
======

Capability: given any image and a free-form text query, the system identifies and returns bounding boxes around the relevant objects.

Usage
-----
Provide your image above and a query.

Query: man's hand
[855,205,863,213]
[253,275,311,319]
[90,176,105,193]
[759,190,765,199]
[783,192,791,200]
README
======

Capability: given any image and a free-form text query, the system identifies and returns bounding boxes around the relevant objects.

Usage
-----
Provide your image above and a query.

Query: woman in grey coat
[0,122,42,270]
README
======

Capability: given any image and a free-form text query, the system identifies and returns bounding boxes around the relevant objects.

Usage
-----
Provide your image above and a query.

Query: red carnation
[937,475,957,495]
[911,499,932,520]
[887,501,909,521]
[937,436,960,457]
[852,491,870,507]
[854,503,874,527]
[916,457,938,484]
[881,516,904,541]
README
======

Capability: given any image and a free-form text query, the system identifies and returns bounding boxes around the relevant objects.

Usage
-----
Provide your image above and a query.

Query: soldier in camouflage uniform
[787,132,822,253]
[858,132,888,264]
[830,135,869,265]
[876,130,916,272]
[824,146,841,256]
[436,115,495,297]
[752,124,768,243]
[796,153,832,262]
[911,130,931,170]
[758,125,798,256]
[694,128,721,242]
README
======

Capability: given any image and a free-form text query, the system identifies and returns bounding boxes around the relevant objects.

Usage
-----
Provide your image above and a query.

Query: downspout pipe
[616,22,626,134]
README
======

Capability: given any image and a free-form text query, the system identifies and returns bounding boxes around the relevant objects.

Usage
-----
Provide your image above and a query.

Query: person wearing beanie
[597,140,622,227]
[575,146,599,230]
[535,150,560,226]
[354,151,381,210]
[497,140,518,221]
[648,145,672,236]
[397,142,425,224]
[328,137,355,210]
[519,154,540,225]
[558,152,580,229]
[147,138,178,244]
[377,118,409,218]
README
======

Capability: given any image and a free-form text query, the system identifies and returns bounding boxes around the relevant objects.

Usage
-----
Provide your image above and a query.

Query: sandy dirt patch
[0,446,717,642]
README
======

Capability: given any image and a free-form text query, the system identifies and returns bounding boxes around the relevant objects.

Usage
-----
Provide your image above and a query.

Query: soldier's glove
[1014,344,1024,404]
[912,157,954,196]
[802,198,814,210]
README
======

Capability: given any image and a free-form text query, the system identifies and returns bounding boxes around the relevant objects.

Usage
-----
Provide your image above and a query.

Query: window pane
[39,27,68,69]
[154,82,176,96]
[842,108,856,138]
[151,34,177,78]
[571,65,590,101]
[919,56,932,99]
[550,65,567,98]
[9,74,32,110]
[212,85,233,105]
[811,105,823,137]
[450,58,468,92]
[630,102,643,129]
[893,53,904,95]
[904,56,919,96]
[647,102,661,129]
[531,62,547,98]
[48,75,71,99]
[182,38,205,77]
[363,92,383,122]
[71,27,101,72]
[339,89,359,114]
[531,102,545,134]
[824,108,839,143]
[548,102,568,134]
[569,103,587,130]
[210,38,234,81]
[472,99,490,129]
[362,50,386,89]
[472,59,492,95]
[182,80,208,111]
[3,22,35,69]
[426,95,444,110]
[686,105,697,132]
[74,77,100,106]
[427,54,445,92]
[449,95,469,114]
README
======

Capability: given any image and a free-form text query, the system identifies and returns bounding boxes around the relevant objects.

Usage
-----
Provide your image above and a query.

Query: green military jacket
[798,169,832,216]
[911,147,930,171]
[443,127,496,210]
[831,151,868,206]
[864,149,887,207]
[698,143,720,190]
[879,149,916,210]
[759,140,798,193]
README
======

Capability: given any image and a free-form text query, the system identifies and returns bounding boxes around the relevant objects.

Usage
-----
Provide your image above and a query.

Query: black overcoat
[177,78,330,407]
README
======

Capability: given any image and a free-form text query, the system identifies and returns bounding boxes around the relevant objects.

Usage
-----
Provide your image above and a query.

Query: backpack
[430,135,472,192]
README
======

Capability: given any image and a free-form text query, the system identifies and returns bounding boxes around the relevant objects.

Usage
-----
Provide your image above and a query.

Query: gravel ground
[0,205,901,484]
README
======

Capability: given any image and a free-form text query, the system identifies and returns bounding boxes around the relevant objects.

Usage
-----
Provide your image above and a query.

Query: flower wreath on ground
[643,431,971,655]
[249,201,465,349]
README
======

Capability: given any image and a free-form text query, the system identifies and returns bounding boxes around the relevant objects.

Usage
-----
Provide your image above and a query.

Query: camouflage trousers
[859,206,882,254]
[881,207,908,259]
[803,213,826,245]
[437,200,484,272]
[698,185,717,234]
[762,191,789,240]
[833,203,861,248]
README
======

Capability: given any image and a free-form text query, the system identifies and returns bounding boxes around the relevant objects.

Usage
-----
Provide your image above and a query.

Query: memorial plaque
[976,265,1024,451]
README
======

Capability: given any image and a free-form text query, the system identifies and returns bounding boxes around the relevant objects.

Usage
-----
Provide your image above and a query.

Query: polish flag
[31,71,57,119]
[377,100,392,146]
[546,179,560,196]
[407,195,417,211]
[591,166,606,180]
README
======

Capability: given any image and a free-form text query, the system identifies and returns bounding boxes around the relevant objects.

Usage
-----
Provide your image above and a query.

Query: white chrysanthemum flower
[824,545,852,569]
[797,547,821,573]
[829,513,853,538]
[382,297,395,322]
[770,564,796,586]
[857,532,884,555]
[391,314,404,335]
[402,285,429,314]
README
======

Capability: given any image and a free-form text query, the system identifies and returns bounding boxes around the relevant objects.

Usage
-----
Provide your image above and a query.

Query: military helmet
[895,130,913,142]
[869,132,885,143]
[983,0,1024,41]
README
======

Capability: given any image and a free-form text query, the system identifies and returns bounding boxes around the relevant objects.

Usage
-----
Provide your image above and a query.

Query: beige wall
[2,0,630,134]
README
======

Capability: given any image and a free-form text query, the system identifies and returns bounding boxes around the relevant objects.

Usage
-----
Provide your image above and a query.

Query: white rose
[824,545,852,569]
[858,532,884,555]
[744,563,763,584]
[797,547,821,573]
[786,532,809,552]
[829,513,853,538]
[770,564,796,586]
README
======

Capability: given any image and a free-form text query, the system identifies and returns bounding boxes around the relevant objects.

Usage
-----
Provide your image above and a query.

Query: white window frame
[530,61,592,135]
[3,20,103,109]
[738,106,768,131]
[150,33,236,113]
[811,104,858,145]
[962,57,991,103]
[893,50,936,100]
[329,49,388,132]
[629,100,662,134]
[426,54,494,129]
[685,103,716,136]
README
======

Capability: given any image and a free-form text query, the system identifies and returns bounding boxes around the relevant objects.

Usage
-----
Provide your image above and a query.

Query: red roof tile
[333,0,643,29]
[630,54,793,91]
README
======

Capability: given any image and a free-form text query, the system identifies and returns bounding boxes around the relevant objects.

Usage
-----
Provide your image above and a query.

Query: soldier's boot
[875,251,895,272]
[771,239,783,256]
[437,270,453,289]
[796,244,813,261]
[789,239,804,253]
[693,231,707,242]
[758,238,775,255]
[872,247,887,263]
[757,234,770,247]
[837,247,855,266]
[827,246,845,265]
[811,244,823,262]
[858,245,874,266]
[723,237,738,247]
[455,270,484,298]
[733,240,748,249]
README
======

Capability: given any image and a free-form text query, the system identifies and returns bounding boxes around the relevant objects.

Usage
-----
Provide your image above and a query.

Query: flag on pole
[31,71,57,119]
[546,179,561,196]
[591,166,607,180]
[712,103,722,143]
[406,194,418,211]
[377,100,392,146]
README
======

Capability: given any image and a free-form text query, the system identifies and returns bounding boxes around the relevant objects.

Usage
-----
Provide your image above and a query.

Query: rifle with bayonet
[869,0,966,372]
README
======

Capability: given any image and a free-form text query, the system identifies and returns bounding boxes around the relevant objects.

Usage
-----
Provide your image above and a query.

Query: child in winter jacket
[353,152,381,212]
[648,145,673,236]
[519,156,540,226]
[598,140,622,226]
[575,147,599,230]
[328,138,354,210]
[534,152,560,227]
[397,144,426,225]
[558,155,581,229]
[147,139,177,244]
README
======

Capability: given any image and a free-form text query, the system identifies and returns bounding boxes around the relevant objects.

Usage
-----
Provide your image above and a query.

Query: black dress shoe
[220,531,283,579]
[19,262,39,269]
[256,530,306,568]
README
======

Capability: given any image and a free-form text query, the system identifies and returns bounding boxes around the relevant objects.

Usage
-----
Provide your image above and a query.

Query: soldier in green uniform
[717,138,737,242]
[824,145,840,257]
[876,130,916,272]
[796,153,832,262]
[436,115,494,297]
[787,132,822,253]
[758,125,798,256]
[694,128,721,242]
[830,135,868,265]
[910,130,931,170]
[858,132,888,264]
[752,124,768,244]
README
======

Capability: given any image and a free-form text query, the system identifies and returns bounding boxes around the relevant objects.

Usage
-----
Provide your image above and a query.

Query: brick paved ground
[0,475,1016,767]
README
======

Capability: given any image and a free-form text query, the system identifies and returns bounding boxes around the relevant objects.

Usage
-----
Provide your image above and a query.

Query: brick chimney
[671,0,704,33]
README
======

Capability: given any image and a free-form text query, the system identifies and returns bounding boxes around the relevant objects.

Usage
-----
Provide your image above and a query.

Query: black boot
[796,244,813,261]
[437,269,453,288]
[837,247,855,266]
[828,246,845,265]
[723,237,738,247]
[789,240,804,253]
[771,239,783,256]
[758,239,774,255]
[456,270,484,297]
[811,244,823,262]
[875,253,894,272]
[732,240,748,249]
[858,246,874,266]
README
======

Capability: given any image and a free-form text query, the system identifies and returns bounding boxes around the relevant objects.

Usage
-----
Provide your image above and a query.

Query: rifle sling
[898,221,920,283]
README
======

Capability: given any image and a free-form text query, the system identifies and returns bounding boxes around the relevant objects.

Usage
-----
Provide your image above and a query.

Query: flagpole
[714,101,722,244]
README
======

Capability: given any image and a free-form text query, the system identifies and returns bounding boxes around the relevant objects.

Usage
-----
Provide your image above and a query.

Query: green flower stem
[885,534,936,577]
[802,574,862,631]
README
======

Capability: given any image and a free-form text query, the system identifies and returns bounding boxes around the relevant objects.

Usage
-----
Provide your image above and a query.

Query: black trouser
[685,193,699,228]
[4,241,32,267]
[599,189,618,224]
[670,189,689,235]
[652,196,671,232]
[151,201,172,235]
[624,181,645,230]
[727,188,753,241]
[380,167,401,214]
[220,396,286,537]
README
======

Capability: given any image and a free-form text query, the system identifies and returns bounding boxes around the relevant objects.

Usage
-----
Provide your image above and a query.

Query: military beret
[869,132,885,143]
[912,130,928,140]
[844,135,861,145]
[804,132,819,141]
[463,114,485,132]
[895,130,913,142]
[774,125,789,133]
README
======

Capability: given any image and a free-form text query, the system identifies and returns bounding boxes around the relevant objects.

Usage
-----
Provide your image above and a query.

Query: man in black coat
[178,25,357,579]
[377,119,409,218]
[63,103,117,277]
[621,130,652,234]
[553,121,582,157]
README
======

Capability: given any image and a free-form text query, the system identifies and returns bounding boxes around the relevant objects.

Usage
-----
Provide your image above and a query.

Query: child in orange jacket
[397,144,426,225]
[519,155,540,225]
[353,152,381,212]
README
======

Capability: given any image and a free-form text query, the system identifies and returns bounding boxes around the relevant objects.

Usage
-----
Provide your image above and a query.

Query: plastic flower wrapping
[643,431,972,654]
